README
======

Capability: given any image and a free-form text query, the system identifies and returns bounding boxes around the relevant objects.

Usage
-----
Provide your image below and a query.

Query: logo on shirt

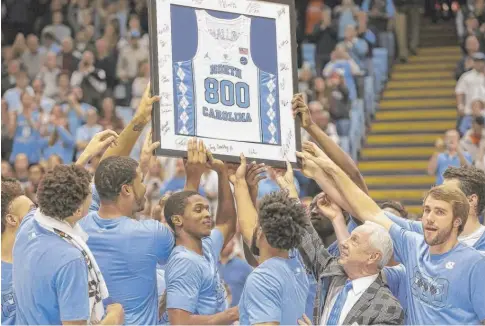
[445,262,455,270]
[411,267,449,308]
[2,291,16,318]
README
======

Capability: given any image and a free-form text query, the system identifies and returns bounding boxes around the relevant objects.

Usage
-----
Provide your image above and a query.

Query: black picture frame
[147,0,301,168]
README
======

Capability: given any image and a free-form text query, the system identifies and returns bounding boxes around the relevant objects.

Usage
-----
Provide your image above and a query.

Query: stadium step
[360,20,458,216]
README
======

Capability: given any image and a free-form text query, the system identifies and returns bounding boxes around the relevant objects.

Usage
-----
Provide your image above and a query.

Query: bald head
[466,35,480,54]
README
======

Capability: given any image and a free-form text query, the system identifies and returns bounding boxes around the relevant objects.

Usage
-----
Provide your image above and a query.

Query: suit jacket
[298,224,404,325]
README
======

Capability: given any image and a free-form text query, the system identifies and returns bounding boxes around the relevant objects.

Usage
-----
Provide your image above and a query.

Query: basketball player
[1,178,34,325]
[230,155,309,325]
[173,9,280,145]
[13,165,124,325]
[163,140,239,325]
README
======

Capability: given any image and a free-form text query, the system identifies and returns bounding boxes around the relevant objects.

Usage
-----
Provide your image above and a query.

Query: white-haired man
[278,164,403,325]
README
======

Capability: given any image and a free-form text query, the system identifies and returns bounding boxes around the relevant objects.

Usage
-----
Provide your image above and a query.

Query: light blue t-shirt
[79,210,175,325]
[389,223,485,324]
[435,152,473,185]
[1,262,15,325]
[385,211,485,252]
[383,264,408,314]
[239,250,309,325]
[13,210,90,324]
[164,229,226,323]
[218,257,253,307]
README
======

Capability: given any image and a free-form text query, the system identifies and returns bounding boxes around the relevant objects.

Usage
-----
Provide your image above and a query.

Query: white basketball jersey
[191,10,262,143]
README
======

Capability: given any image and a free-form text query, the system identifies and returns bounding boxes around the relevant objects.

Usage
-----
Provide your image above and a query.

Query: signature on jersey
[279,39,289,49]
[277,7,286,17]
[246,3,260,14]
[208,28,240,42]
[158,24,169,35]
[219,0,237,9]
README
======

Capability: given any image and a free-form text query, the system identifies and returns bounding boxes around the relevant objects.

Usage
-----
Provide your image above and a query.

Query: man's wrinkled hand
[292,93,314,129]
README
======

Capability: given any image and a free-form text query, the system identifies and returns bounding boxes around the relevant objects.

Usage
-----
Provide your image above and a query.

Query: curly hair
[37,164,91,220]
[1,177,24,234]
[443,166,485,216]
[258,191,308,250]
[94,156,138,202]
[380,201,408,218]
[164,191,199,232]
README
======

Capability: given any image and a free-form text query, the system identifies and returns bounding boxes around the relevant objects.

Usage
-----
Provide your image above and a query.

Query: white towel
[34,209,109,324]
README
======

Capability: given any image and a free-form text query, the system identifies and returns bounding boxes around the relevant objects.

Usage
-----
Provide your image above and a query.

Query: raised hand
[246,161,266,190]
[302,141,326,158]
[139,130,161,177]
[135,82,160,120]
[316,194,343,221]
[206,149,226,174]
[77,129,119,165]
[185,138,208,176]
[292,93,314,129]
[297,314,313,326]
[228,154,247,185]
[275,161,298,198]
[295,151,321,179]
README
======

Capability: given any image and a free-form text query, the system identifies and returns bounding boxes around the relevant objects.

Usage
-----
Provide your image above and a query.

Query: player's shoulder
[248,259,286,285]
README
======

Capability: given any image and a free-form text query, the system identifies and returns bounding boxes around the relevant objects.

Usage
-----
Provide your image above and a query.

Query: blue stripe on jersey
[259,71,281,145]
[173,61,196,136]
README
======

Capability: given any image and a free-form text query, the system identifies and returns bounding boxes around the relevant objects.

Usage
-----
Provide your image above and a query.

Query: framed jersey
[148,0,299,167]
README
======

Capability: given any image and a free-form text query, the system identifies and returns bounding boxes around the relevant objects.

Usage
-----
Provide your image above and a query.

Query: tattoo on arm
[133,123,145,131]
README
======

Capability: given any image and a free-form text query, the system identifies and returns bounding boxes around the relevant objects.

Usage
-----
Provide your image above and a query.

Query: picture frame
[148,0,300,168]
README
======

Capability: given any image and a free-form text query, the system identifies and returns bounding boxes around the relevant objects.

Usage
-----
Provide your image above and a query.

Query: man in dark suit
[297,212,404,325]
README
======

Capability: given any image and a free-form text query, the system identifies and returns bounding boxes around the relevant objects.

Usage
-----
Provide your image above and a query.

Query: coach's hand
[135,82,160,120]
[316,195,343,221]
[228,153,247,185]
[292,94,314,129]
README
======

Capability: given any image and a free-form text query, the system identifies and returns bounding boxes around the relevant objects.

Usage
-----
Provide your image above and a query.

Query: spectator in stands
[323,44,360,101]
[58,37,79,75]
[9,92,43,164]
[325,70,351,137]
[66,0,93,34]
[456,52,485,133]
[428,129,473,185]
[21,35,45,81]
[73,27,96,60]
[53,72,71,104]
[131,60,150,109]
[71,50,107,107]
[308,6,338,74]
[394,0,421,62]
[75,108,103,160]
[361,0,395,67]
[461,116,485,161]
[116,30,148,81]
[25,164,45,202]
[1,161,15,179]
[13,153,30,188]
[40,32,61,55]
[3,70,34,113]
[11,33,27,60]
[144,157,165,208]
[343,24,369,71]
[305,0,326,37]
[63,88,91,137]
[1,100,14,160]
[36,52,60,99]
[31,79,55,114]
[42,108,75,164]
[98,97,124,134]
[456,35,480,80]
[41,11,71,45]
[1,59,21,96]
[334,0,359,40]
[303,101,340,145]
[45,154,63,171]
[95,38,117,90]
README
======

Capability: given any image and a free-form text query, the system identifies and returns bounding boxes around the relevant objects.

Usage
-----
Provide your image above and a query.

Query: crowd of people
[2,0,485,325]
